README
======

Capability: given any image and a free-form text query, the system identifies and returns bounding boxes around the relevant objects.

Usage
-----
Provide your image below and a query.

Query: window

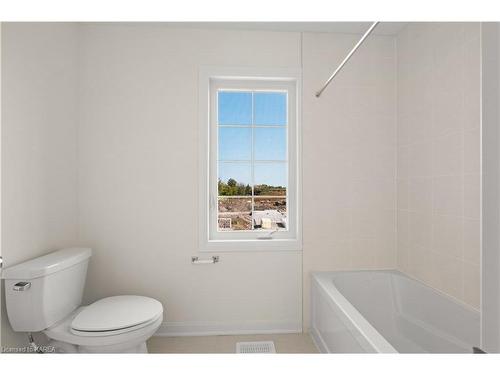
[199,67,301,251]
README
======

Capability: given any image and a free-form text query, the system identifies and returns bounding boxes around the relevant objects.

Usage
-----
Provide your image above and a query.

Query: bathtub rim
[323,269,480,314]
[311,270,398,353]
[311,269,480,354]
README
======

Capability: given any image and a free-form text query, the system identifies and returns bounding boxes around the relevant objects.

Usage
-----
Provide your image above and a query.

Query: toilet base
[44,308,162,354]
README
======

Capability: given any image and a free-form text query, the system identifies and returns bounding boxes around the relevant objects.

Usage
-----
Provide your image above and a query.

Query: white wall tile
[464,174,480,219]
[408,177,433,213]
[432,251,464,301]
[397,210,409,246]
[464,127,480,174]
[433,175,464,216]
[397,146,409,179]
[408,141,433,177]
[409,211,433,248]
[351,239,378,269]
[407,110,433,143]
[397,243,410,274]
[397,179,409,210]
[375,237,397,269]
[431,214,464,259]
[463,262,480,309]
[432,89,465,137]
[302,32,397,329]
[432,131,463,176]
[408,244,434,284]
[463,218,480,265]
[396,22,480,309]
[397,115,410,146]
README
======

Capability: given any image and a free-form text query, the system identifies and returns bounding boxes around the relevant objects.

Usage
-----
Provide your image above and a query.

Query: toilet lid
[71,295,163,333]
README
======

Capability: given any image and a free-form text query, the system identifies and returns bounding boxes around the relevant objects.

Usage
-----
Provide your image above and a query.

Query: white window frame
[198,66,302,252]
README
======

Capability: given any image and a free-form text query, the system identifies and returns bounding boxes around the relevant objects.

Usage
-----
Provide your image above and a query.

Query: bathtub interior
[315,271,480,353]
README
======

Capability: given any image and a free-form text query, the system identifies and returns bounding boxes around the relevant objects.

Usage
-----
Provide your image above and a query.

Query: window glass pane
[254,127,287,161]
[218,162,252,196]
[253,163,287,196]
[254,92,287,126]
[218,197,252,231]
[218,91,252,125]
[253,197,287,230]
[218,127,252,161]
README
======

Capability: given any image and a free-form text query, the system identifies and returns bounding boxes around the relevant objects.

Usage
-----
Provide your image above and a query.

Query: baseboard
[154,320,302,337]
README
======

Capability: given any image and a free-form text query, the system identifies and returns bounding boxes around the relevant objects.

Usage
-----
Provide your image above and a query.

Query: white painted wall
[78,25,399,334]
[77,25,303,335]
[0,23,80,347]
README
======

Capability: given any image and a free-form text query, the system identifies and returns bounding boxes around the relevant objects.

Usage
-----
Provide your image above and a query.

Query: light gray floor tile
[148,333,319,354]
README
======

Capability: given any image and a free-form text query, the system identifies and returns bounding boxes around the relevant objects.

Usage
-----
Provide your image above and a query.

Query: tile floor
[147,333,319,354]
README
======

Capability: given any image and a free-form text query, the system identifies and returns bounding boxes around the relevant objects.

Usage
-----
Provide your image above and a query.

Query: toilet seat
[44,296,164,348]
[70,312,163,337]
[71,295,163,336]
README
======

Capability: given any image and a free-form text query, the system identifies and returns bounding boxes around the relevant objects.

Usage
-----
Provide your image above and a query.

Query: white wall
[9,24,478,340]
[301,32,397,329]
[1,24,399,338]
[77,25,303,335]
[396,23,481,309]
[77,25,399,334]
[1,23,80,347]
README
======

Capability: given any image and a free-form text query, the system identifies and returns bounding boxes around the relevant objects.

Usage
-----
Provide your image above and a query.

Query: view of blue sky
[218,92,252,125]
[253,92,287,125]
[254,163,287,187]
[218,91,287,188]
[218,127,286,161]
[218,91,287,126]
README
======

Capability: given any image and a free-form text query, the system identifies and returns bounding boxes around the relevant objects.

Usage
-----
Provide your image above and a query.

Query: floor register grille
[236,341,276,353]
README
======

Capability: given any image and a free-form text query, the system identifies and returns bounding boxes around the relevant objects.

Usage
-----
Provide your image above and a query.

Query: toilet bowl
[2,248,164,353]
[45,296,163,353]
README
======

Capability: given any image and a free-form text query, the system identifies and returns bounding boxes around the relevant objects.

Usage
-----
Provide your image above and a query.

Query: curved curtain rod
[315,21,379,98]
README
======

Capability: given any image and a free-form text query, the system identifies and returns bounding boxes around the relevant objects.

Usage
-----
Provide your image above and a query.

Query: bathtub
[310,271,480,353]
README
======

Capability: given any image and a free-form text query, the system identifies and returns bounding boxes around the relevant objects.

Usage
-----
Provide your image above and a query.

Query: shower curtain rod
[315,21,379,98]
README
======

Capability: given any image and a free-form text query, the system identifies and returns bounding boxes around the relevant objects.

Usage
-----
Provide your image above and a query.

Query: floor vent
[236,341,276,354]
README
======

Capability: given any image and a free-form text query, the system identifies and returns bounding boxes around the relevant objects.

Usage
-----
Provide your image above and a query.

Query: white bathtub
[310,271,480,353]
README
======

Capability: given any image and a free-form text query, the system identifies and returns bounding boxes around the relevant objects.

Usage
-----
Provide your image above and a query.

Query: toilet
[1,248,163,353]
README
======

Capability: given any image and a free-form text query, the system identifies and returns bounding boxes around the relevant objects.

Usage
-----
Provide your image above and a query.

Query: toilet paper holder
[191,256,219,265]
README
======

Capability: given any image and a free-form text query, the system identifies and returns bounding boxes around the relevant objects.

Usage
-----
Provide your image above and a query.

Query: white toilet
[2,247,163,353]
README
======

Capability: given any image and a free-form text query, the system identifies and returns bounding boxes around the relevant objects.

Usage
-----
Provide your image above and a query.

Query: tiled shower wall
[396,23,481,309]
[302,33,397,329]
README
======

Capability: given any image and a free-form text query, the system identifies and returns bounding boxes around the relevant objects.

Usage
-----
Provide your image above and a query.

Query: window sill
[199,238,302,253]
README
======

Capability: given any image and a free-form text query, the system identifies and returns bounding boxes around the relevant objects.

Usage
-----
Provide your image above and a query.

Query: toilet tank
[1,248,92,332]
